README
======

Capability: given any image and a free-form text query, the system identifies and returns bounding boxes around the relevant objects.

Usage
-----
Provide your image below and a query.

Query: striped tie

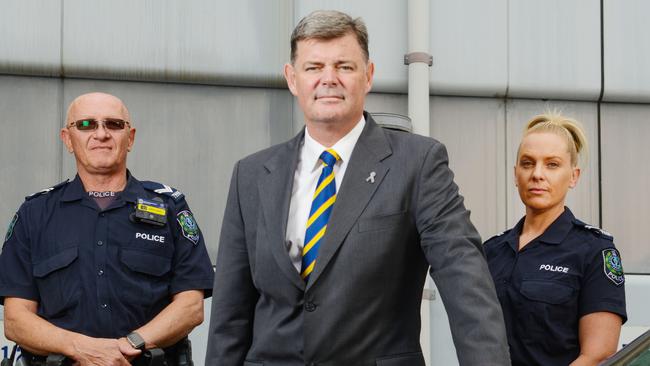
[301,149,341,281]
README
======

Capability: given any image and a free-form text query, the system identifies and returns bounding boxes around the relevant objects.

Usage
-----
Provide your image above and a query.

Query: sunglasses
[69,118,130,131]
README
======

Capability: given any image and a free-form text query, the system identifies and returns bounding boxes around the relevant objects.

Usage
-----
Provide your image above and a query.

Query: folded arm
[4,297,138,366]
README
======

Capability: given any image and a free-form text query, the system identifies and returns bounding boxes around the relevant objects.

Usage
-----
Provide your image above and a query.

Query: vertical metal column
[406,1,434,365]
[406,0,433,137]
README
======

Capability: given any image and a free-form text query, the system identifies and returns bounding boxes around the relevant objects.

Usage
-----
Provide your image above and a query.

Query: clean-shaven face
[61,93,135,177]
[285,33,374,130]
[515,132,580,215]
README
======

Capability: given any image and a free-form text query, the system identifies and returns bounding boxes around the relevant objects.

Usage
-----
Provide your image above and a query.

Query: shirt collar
[60,170,142,203]
[303,116,366,172]
[120,172,146,203]
[504,207,575,251]
[537,207,575,244]
[60,175,86,202]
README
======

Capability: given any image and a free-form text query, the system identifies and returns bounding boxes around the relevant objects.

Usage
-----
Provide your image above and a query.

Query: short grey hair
[290,10,369,64]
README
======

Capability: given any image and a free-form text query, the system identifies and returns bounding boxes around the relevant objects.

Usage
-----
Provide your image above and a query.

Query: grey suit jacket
[206,113,510,366]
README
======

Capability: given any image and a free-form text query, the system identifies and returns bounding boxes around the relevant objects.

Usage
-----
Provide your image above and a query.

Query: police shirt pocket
[520,279,575,305]
[32,247,79,317]
[358,211,407,233]
[376,352,425,366]
[120,249,171,305]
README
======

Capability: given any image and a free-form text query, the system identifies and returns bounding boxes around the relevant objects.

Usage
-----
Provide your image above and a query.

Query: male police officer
[0,93,214,366]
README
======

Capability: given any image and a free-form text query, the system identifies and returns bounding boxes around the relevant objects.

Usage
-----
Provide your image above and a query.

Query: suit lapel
[259,131,306,291]
[306,115,392,289]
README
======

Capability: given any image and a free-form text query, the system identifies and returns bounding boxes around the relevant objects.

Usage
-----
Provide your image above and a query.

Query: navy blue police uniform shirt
[484,207,626,366]
[0,173,214,339]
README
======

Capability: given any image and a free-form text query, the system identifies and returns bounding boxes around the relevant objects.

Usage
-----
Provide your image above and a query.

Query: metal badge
[365,171,376,184]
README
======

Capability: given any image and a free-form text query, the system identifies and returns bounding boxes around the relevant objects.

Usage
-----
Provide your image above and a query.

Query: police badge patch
[4,213,18,243]
[602,248,624,286]
[177,210,200,245]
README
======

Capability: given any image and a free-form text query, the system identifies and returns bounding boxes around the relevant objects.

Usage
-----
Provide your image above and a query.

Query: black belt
[17,352,71,366]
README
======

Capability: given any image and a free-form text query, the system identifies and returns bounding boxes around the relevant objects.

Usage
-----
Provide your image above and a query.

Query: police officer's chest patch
[177,210,200,245]
[602,248,624,286]
[4,213,18,243]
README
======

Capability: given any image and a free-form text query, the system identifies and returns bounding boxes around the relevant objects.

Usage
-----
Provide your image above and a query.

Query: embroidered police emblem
[177,210,200,245]
[4,213,18,243]
[602,248,624,286]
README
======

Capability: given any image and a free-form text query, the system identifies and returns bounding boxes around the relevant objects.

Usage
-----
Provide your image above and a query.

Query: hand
[70,336,140,366]
[117,337,142,362]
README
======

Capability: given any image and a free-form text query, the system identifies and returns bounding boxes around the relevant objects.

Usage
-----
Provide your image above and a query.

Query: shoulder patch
[142,181,185,202]
[602,248,625,286]
[573,219,613,241]
[177,210,200,245]
[4,212,18,243]
[25,180,70,201]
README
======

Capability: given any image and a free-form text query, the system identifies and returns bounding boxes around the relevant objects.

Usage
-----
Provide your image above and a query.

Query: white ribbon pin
[365,171,376,184]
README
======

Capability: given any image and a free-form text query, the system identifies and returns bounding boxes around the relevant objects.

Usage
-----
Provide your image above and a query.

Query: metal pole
[407,2,433,365]
[406,0,432,137]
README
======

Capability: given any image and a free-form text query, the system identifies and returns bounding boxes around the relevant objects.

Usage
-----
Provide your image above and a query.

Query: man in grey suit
[206,10,510,366]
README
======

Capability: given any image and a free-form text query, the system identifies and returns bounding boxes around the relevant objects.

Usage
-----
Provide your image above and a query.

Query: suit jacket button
[304,302,316,312]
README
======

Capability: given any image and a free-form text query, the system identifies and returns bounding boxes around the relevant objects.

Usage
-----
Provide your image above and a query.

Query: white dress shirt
[285,117,366,271]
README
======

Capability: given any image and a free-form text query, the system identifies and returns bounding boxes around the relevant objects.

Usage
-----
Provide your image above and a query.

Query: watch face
[127,332,145,349]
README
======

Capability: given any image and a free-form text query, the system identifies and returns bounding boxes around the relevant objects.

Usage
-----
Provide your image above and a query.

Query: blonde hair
[521,112,588,167]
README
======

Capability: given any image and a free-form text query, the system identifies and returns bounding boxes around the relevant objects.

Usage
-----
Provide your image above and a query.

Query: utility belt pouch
[176,338,193,366]
[142,348,167,366]
[45,355,67,366]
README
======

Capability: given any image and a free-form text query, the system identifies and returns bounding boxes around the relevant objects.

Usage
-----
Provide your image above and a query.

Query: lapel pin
[365,171,376,184]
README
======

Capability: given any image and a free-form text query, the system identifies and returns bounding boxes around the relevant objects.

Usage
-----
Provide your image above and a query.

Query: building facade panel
[0,76,62,234]
[508,1,601,100]
[601,103,650,273]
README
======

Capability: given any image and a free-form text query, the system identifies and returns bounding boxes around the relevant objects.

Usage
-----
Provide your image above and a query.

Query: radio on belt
[134,198,167,226]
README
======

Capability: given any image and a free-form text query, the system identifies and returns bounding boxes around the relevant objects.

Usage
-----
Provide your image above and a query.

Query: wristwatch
[126,332,146,350]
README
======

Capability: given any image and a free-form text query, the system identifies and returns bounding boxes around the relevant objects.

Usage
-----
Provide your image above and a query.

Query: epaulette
[573,219,613,241]
[25,180,69,201]
[142,181,185,202]
[485,228,511,243]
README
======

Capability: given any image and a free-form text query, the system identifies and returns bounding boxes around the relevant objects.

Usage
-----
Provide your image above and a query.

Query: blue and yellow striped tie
[301,149,341,281]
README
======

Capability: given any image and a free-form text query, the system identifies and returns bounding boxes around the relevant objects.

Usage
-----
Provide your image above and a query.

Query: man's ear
[365,61,375,93]
[284,63,298,96]
[60,128,73,153]
[127,127,136,152]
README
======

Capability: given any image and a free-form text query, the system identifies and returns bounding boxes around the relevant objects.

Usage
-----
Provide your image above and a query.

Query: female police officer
[484,113,626,366]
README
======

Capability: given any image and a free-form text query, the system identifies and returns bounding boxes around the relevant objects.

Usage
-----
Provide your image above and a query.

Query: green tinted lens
[76,119,97,130]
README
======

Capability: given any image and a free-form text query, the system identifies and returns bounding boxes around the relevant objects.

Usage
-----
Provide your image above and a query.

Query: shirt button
[100,303,108,309]
[100,213,105,217]
[97,240,103,246]
[97,269,104,276]
[304,302,316,312]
